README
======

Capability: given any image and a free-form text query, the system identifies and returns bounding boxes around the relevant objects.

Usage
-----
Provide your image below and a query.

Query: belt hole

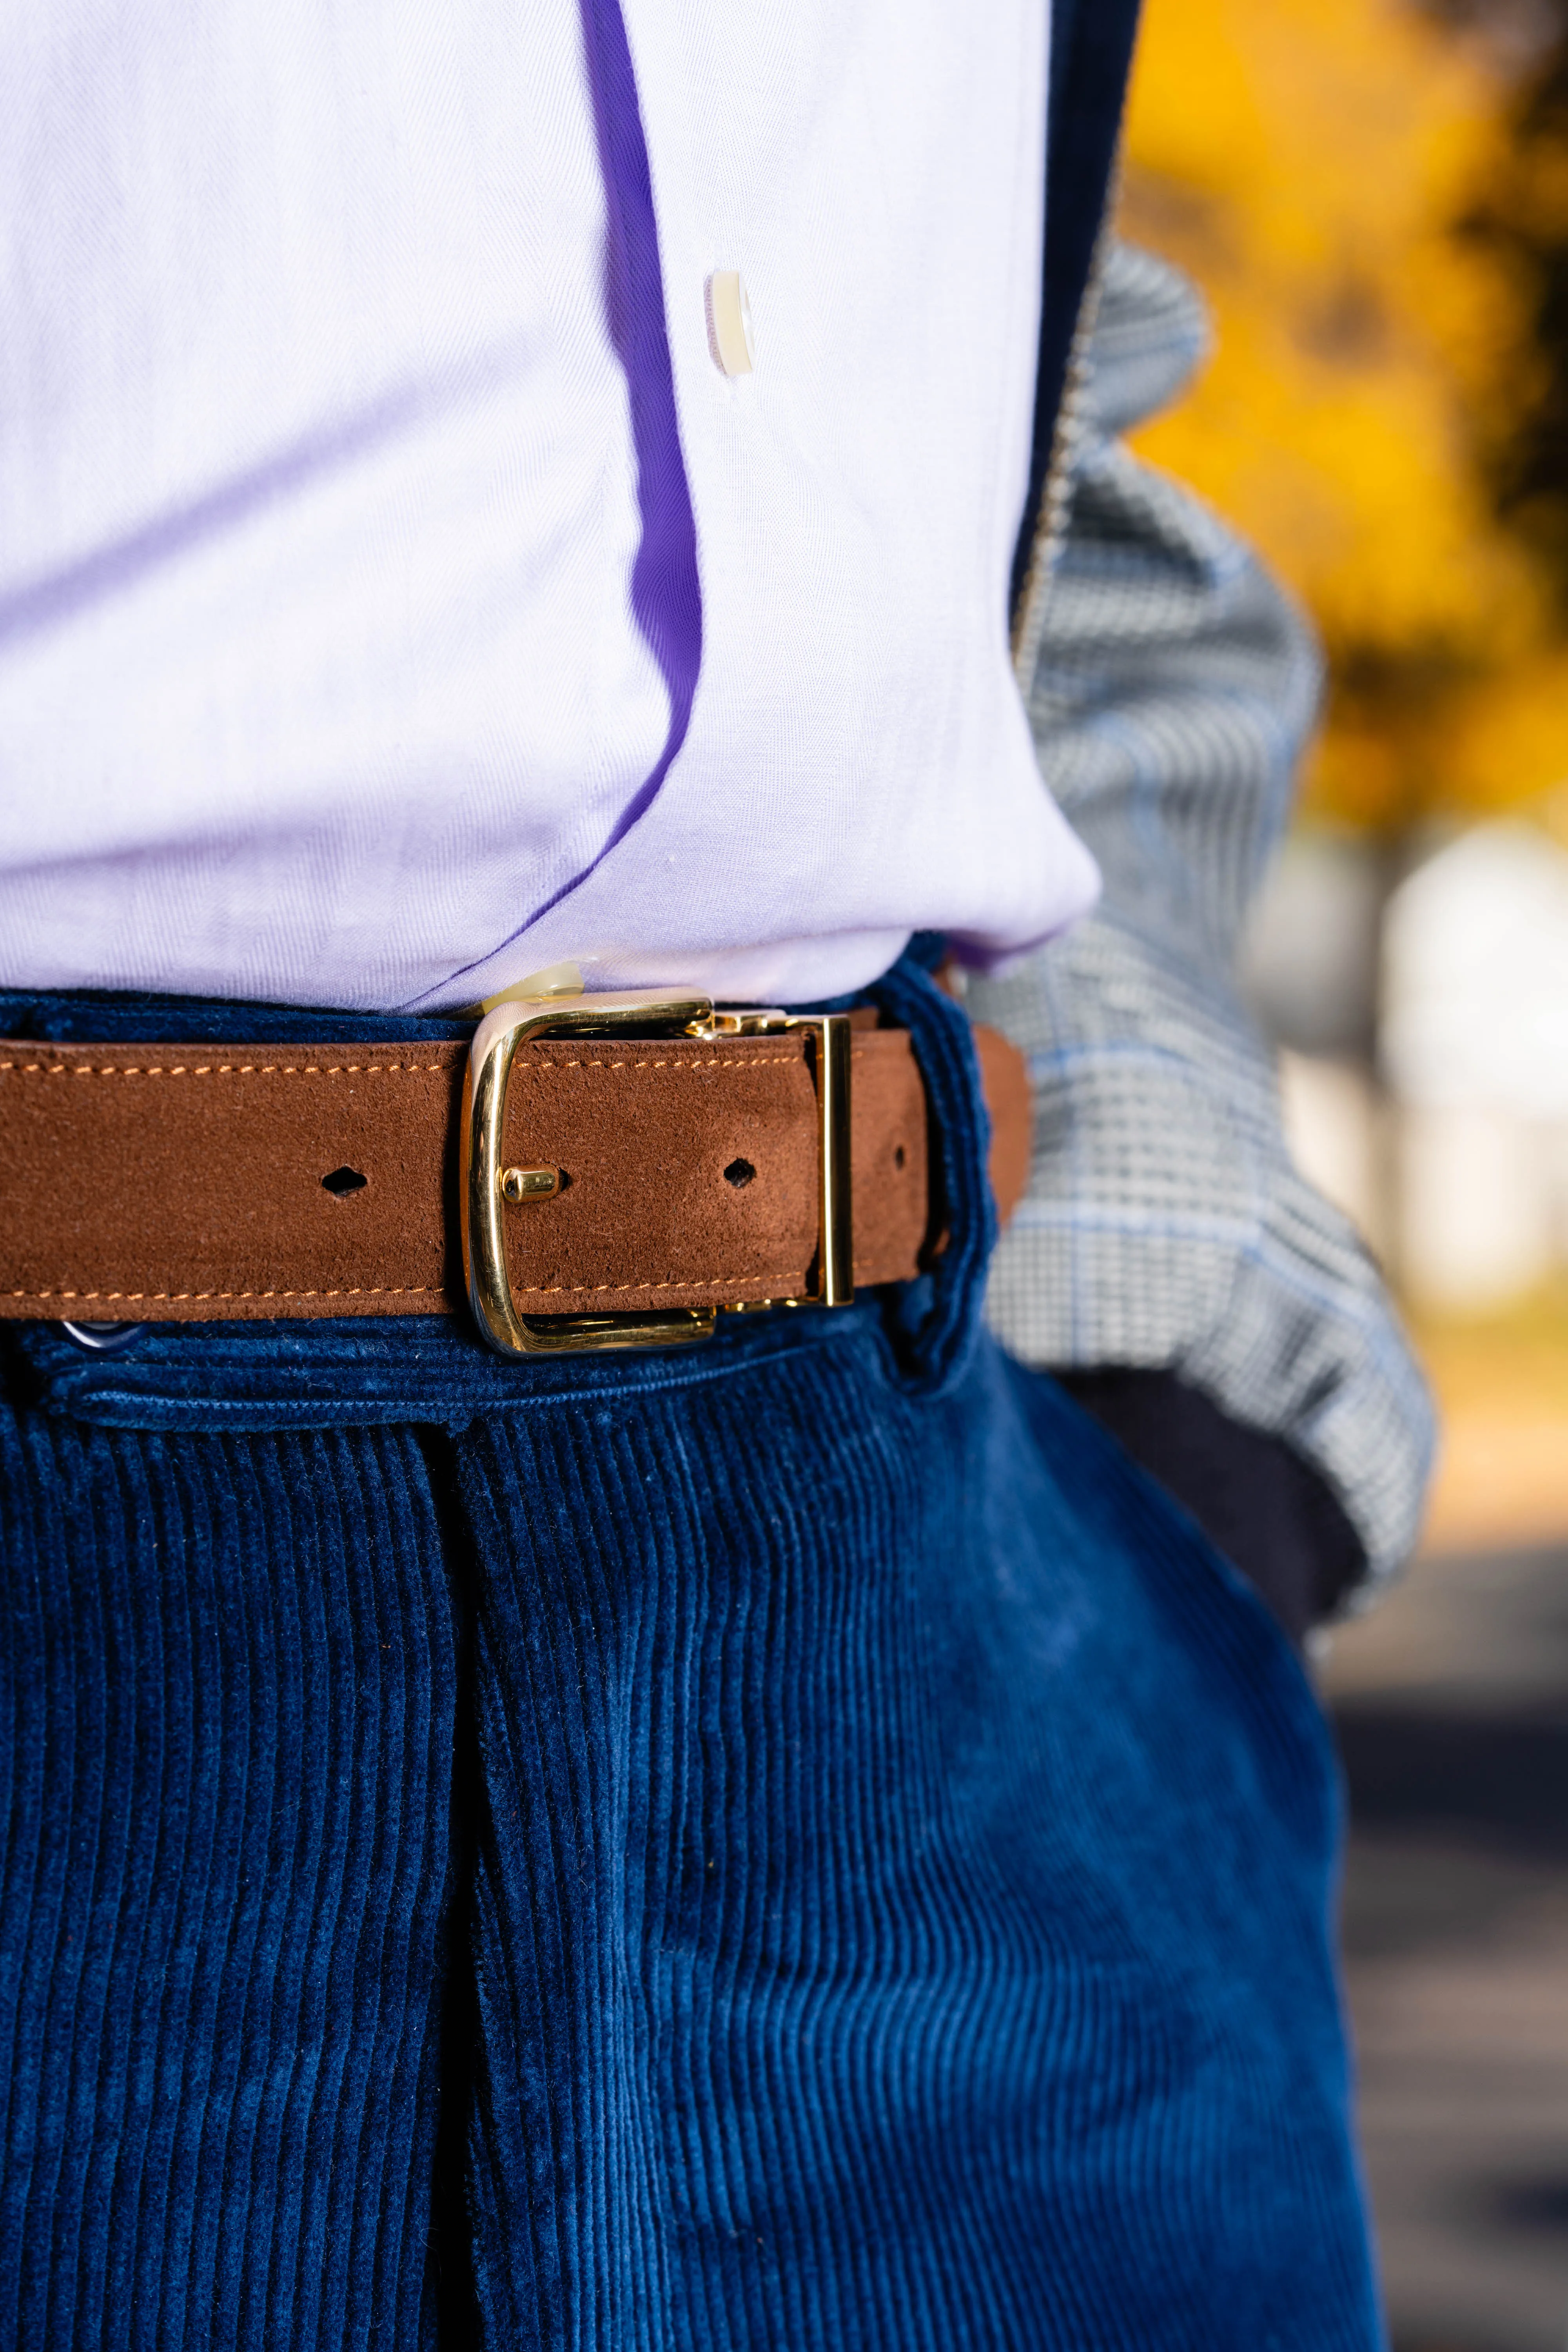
[322,1165,368,1196]
[724,1157,756,1189]
[894,1144,906,1170]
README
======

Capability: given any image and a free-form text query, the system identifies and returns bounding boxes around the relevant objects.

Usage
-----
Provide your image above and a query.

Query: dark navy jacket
[1010,0,1145,624]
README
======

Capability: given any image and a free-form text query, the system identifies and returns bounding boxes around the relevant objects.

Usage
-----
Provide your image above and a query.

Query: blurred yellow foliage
[1121,0,1568,829]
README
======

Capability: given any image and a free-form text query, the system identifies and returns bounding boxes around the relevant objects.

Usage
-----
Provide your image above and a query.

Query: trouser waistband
[0,947,1024,1397]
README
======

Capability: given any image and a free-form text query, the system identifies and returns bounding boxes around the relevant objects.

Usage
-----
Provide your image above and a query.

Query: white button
[706,270,755,377]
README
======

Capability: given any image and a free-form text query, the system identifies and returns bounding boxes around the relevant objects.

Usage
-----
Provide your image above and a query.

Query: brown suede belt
[0,995,1030,1356]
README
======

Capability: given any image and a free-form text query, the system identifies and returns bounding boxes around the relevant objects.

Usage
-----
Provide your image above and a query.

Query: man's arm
[971,240,1436,1628]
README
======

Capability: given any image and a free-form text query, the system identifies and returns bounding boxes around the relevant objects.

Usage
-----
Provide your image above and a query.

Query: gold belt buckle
[461,989,853,1358]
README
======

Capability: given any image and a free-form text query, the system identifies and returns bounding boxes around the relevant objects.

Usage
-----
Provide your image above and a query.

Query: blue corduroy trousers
[0,964,1383,2348]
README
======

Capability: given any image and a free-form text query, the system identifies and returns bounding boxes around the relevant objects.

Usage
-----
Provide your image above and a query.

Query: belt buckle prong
[460,991,854,1359]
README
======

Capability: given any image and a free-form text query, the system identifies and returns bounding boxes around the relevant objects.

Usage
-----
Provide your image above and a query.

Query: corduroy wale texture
[0,962,1382,2348]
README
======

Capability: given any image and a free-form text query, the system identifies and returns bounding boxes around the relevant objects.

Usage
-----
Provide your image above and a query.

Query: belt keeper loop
[788,1012,854,1307]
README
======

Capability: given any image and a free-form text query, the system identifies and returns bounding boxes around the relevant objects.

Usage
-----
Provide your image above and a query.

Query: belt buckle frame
[460,990,853,1357]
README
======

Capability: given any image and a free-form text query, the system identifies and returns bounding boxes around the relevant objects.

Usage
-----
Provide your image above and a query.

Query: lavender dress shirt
[0,0,1095,1011]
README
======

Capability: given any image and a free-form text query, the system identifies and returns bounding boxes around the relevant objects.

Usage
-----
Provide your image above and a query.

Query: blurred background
[1119,1,1568,2339]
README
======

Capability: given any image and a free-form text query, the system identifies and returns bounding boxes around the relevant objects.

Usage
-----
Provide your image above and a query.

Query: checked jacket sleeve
[970,241,1435,1607]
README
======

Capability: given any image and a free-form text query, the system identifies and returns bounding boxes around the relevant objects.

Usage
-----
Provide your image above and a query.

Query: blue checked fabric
[972,241,1436,1601]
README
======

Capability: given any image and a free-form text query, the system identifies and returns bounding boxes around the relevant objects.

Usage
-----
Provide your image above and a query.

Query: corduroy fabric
[0,962,1383,2349]
[0,1414,455,2346]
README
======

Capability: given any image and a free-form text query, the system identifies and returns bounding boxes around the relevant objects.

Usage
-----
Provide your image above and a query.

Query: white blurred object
[1278,1050,1387,1257]
[1397,1105,1560,1308]
[1383,822,1568,1308]
[1383,823,1568,1118]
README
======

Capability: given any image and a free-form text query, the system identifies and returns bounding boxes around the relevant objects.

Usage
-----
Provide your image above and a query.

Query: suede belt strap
[0,1021,1031,1327]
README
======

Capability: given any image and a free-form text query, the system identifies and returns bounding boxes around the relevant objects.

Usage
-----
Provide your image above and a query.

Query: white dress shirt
[0,0,1094,1010]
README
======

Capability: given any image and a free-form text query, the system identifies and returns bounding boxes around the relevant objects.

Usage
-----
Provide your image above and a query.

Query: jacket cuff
[1053,1366,1367,1643]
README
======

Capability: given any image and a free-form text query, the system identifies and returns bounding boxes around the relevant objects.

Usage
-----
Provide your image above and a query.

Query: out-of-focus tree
[1458,6,1568,602]
[1120,0,1568,833]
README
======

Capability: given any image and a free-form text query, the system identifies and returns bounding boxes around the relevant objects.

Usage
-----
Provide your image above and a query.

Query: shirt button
[706,270,755,377]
